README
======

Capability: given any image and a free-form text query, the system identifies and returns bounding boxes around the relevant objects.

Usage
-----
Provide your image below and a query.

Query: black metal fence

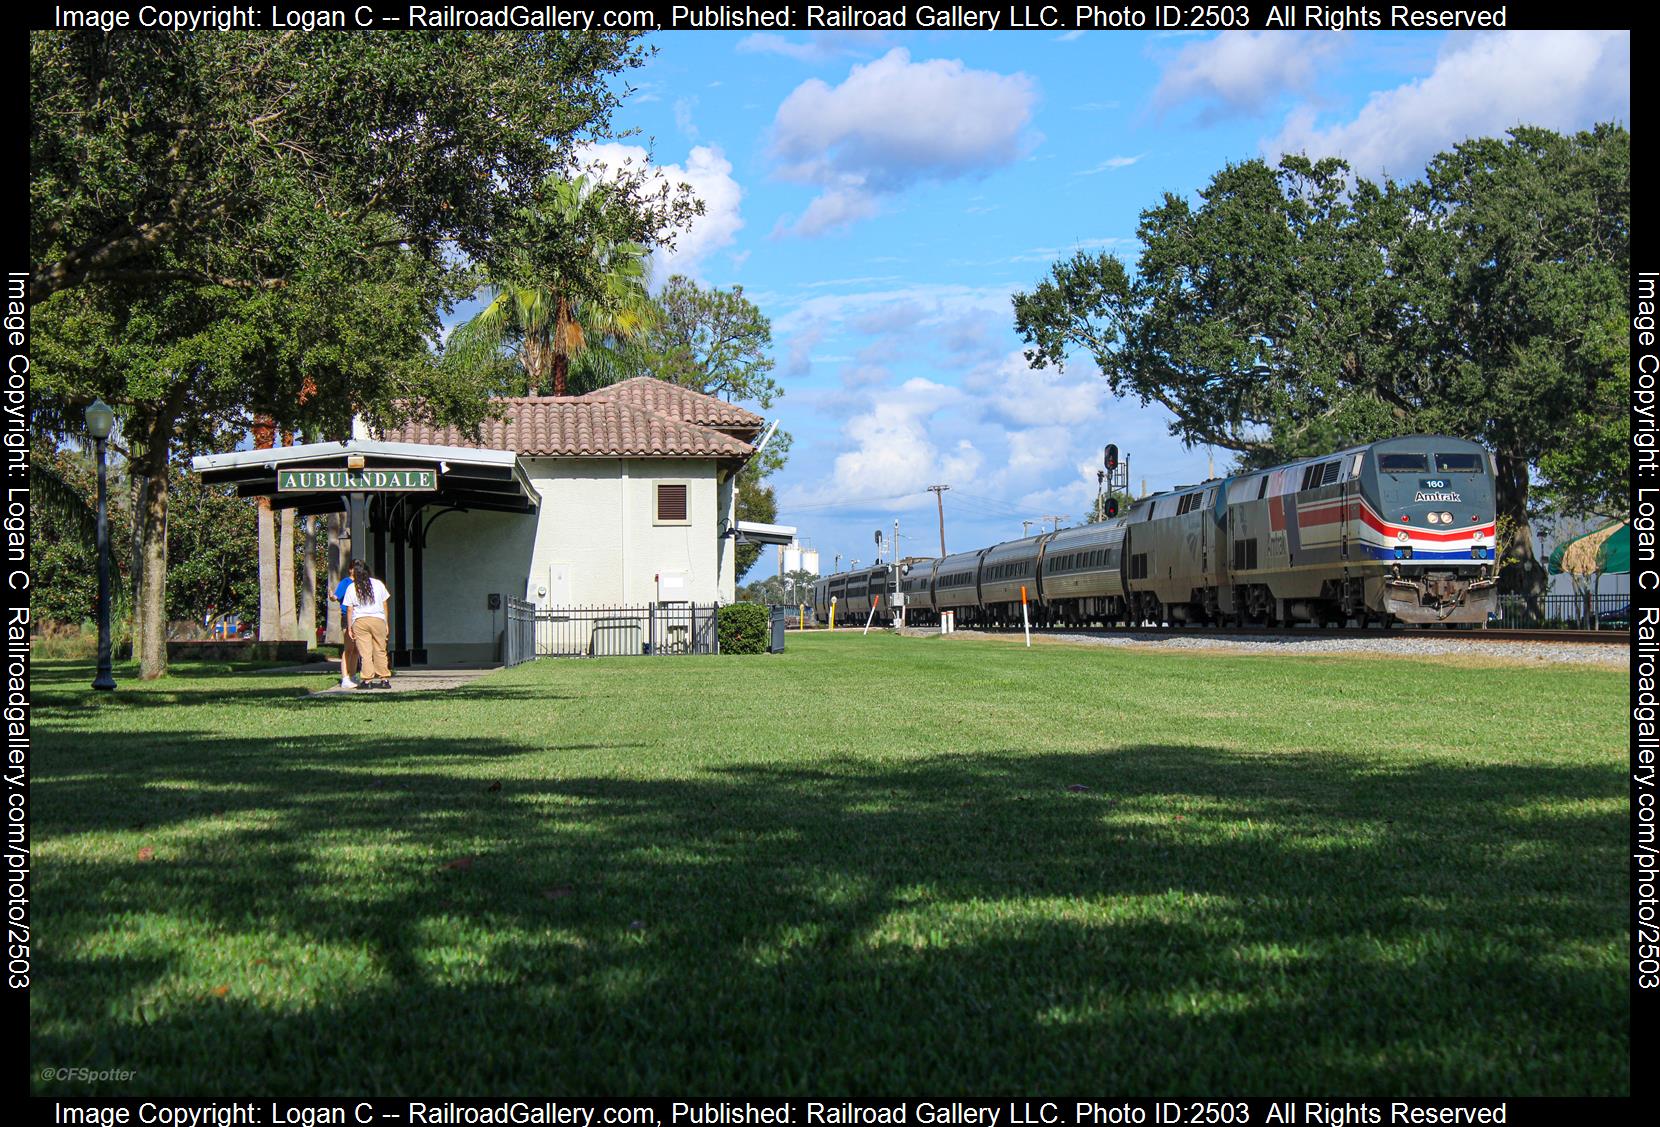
[534,603,720,658]
[503,597,537,667]
[1490,592,1629,630]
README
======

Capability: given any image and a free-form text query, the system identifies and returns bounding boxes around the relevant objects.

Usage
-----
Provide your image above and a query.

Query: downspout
[620,458,630,602]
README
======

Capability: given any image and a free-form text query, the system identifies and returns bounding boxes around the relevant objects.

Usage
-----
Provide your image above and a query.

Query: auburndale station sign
[278,467,439,492]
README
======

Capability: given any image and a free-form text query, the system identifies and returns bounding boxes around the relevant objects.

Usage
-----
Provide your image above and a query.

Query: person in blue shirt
[328,559,365,688]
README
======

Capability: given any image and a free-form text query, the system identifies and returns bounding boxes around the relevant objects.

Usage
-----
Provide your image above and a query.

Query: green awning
[1547,522,1630,576]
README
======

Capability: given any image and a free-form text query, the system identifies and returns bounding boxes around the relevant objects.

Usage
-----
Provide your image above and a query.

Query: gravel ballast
[895,626,1628,667]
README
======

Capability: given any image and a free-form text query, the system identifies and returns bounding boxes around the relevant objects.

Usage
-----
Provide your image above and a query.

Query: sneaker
[340,678,356,689]
[376,679,393,689]
[356,680,377,690]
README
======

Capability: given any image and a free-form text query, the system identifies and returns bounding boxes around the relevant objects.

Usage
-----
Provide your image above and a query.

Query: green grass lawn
[29,633,1628,1095]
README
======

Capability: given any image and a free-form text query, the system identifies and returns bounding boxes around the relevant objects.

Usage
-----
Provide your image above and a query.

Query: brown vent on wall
[657,483,688,522]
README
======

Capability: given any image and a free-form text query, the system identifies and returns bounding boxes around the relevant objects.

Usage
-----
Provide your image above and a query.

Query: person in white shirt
[343,561,393,689]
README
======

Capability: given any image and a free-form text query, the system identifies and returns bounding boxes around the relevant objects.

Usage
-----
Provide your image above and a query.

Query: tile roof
[586,377,765,432]
[379,395,756,459]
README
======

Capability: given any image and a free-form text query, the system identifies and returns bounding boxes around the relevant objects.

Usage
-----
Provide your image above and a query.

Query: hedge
[717,603,771,655]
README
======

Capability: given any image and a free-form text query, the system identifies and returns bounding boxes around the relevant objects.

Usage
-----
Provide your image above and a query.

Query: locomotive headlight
[1439,511,1453,524]
[1426,511,1441,524]
[1472,530,1484,542]
[1397,531,1409,542]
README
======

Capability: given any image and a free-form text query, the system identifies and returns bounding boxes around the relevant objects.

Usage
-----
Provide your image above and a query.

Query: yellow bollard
[829,596,836,631]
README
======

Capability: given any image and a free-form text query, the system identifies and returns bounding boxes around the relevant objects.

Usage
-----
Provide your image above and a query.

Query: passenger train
[812,435,1500,629]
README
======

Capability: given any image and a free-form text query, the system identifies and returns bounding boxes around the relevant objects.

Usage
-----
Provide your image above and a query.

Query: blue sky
[560,28,1629,574]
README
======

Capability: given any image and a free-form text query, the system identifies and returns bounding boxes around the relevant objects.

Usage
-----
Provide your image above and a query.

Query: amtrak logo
[1413,490,1461,503]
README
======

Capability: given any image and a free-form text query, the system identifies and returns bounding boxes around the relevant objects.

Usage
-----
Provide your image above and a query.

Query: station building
[192,378,790,665]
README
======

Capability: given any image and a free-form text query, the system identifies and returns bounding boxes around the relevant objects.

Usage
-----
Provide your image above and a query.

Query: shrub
[717,602,771,655]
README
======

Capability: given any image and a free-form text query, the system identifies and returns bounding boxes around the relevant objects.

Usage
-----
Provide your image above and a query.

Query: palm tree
[447,175,657,397]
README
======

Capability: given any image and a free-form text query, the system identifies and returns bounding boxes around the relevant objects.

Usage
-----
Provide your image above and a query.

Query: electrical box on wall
[656,570,689,603]
[529,565,571,607]
[487,593,502,610]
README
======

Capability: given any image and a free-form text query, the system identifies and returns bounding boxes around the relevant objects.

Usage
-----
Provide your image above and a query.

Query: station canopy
[1546,521,1630,576]
[191,438,539,515]
[734,520,797,546]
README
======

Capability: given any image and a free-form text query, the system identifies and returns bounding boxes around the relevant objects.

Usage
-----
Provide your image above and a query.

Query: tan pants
[351,616,390,680]
[340,628,359,679]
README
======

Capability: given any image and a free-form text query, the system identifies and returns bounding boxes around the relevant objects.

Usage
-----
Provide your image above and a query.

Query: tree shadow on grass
[31,660,577,713]
[28,720,1628,1096]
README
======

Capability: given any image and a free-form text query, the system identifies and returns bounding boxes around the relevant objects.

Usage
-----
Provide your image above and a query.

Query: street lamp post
[85,398,117,691]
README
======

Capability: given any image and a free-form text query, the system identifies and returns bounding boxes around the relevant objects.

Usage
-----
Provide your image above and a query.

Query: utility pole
[1022,519,1034,537]
[1044,514,1068,532]
[928,484,950,557]
[834,553,841,574]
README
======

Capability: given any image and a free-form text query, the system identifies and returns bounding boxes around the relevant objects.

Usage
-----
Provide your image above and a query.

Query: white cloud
[1266,30,1630,179]
[579,142,744,284]
[770,48,1037,236]
[1014,460,1104,516]
[791,378,979,507]
[674,97,699,140]
[773,181,881,238]
[1153,32,1341,123]
[772,282,1013,337]
[842,365,891,389]
[736,31,889,63]
[1004,426,1074,476]
[783,323,824,378]
[1075,153,1145,175]
[969,351,1106,428]
[852,300,929,335]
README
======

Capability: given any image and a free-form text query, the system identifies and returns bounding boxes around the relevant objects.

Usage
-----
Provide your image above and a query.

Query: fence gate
[503,597,537,667]
[533,604,721,658]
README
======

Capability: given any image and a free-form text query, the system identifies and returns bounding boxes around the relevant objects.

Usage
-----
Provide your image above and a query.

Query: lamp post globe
[84,397,114,441]
[85,398,117,691]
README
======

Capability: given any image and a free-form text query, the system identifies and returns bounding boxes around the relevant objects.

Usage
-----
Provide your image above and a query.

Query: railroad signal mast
[1098,443,1130,520]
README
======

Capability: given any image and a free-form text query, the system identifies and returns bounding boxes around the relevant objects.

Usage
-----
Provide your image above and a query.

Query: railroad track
[872,623,1630,645]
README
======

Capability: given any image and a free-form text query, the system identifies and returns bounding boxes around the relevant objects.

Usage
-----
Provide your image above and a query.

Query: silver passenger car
[1038,518,1130,623]
[977,534,1046,622]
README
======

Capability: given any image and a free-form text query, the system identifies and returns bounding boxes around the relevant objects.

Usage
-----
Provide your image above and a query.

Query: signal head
[1105,497,1119,519]
[1104,444,1119,472]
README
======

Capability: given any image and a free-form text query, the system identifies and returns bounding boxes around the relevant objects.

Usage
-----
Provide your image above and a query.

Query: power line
[783,489,929,514]
[951,489,1031,519]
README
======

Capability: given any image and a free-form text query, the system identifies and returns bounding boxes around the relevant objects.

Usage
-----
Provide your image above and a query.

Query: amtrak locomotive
[813,436,1499,629]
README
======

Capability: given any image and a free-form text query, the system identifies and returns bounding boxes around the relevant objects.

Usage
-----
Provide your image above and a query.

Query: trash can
[769,607,789,654]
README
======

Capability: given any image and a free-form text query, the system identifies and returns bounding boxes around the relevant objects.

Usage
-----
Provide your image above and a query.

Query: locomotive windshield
[1377,453,1429,472]
[1434,452,1484,472]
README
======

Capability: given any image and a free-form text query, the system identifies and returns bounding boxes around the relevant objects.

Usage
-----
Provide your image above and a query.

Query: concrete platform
[303,664,504,697]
